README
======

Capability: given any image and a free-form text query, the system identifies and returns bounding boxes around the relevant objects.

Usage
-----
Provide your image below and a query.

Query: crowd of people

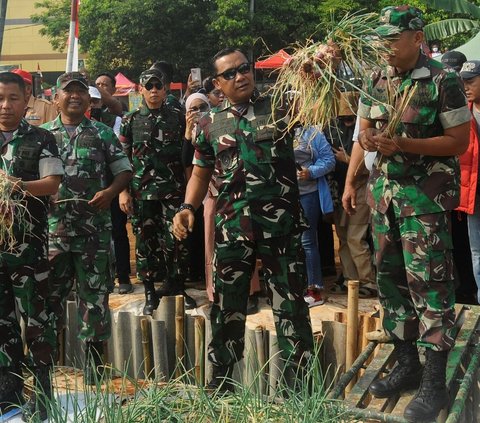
[0,3,479,422]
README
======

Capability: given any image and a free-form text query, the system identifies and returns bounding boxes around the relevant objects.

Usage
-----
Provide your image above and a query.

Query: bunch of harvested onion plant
[0,169,29,252]
[271,11,392,130]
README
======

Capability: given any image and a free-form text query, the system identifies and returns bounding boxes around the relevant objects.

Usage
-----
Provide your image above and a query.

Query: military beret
[12,69,33,85]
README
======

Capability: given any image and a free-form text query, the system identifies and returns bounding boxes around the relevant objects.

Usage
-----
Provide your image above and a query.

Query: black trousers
[111,196,131,279]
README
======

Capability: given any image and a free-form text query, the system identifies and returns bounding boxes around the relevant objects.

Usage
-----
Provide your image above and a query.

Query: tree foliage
[33,0,387,81]
[33,0,479,82]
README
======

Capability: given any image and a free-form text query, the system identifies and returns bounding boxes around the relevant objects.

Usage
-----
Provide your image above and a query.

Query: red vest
[457,103,480,214]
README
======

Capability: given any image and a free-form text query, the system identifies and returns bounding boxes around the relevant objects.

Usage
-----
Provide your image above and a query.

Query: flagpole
[65,0,79,72]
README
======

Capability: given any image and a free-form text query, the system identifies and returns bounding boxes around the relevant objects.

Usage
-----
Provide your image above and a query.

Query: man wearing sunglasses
[119,68,196,315]
[173,48,314,392]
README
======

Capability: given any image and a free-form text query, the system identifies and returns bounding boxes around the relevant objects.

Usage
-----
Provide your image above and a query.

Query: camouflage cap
[460,60,480,80]
[376,5,425,38]
[56,72,89,90]
[139,68,165,86]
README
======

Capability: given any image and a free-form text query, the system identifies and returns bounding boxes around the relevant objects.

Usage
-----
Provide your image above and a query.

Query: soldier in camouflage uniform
[342,7,471,422]
[0,72,63,419]
[42,72,132,385]
[119,68,196,315]
[173,48,314,392]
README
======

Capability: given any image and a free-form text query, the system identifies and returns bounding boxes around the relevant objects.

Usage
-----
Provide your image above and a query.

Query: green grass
[24,351,348,423]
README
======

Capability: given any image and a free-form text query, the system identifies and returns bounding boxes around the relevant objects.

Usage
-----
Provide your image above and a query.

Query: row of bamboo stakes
[58,284,380,391]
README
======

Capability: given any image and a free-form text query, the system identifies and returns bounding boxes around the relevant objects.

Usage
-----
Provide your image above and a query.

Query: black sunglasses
[144,81,163,91]
[215,62,251,80]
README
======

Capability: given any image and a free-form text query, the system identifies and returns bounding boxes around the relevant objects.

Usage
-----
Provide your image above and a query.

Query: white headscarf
[185,93,210,111]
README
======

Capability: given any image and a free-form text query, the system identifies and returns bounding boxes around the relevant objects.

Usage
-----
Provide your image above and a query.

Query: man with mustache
[42,72,132,385]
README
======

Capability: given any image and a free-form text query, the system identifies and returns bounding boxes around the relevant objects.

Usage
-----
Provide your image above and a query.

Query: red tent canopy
[255,49,291,69]
[114,72,136,96]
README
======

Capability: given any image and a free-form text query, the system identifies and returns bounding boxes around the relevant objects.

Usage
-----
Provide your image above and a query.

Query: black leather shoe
[369,341,422,398]
[207,364,234,393]
[404,349,449,422]
[143,285,159,315]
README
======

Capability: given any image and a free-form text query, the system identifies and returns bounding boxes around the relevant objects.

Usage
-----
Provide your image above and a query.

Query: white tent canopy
[450,32,480,60]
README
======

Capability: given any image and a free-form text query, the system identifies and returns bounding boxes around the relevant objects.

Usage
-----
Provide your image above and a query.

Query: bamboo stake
[194,316,205,386]
[141,318,152,378]
[255,326,266,395]
[346,280,359,393]
[356,314,365,377]
[175,295,185,378]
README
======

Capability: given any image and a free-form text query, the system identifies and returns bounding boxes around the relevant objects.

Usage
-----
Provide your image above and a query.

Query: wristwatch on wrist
[178,203,195,213]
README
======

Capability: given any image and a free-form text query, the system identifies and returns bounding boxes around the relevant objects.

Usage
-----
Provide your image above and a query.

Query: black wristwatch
[178,203,195,213]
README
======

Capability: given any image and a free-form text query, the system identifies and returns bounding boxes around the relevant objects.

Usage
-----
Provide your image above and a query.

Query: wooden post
[141,318,151,378]
[175,295,185,378]
[346,280,359,393]
[194,316,205,386]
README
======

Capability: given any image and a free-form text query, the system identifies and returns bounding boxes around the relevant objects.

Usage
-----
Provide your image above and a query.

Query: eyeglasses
[210,89,223,97]
[215,62,251,80]
[189,103,210,113]
[144,81,163,90]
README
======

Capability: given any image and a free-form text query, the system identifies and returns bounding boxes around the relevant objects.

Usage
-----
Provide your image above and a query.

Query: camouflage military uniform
[0,119,63,366]
[42,116,131,342]
[119,101,186,286]
[193,94,314,367]
[359,51,471,351]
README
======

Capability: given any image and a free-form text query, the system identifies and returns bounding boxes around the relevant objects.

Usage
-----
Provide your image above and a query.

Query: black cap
[460,60,480,80]
[441,51,467,72]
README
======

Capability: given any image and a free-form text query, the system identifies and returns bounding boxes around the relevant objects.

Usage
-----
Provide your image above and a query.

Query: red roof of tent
[114,72,136,96]
[255,49,291,69]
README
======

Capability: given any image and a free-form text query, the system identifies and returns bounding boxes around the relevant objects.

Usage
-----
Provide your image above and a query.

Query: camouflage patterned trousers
[372,206,456,351]
[131,199,187,285]
[0,240,56,367]
[48,231,113,342]
[208,234,314,367]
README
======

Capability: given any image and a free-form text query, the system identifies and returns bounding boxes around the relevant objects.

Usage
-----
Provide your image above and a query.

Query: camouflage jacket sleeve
[437,71,471,129]
[92,120,132,176]
[37,127,64,178]
[119,111,135,160]
[192,115,216,168]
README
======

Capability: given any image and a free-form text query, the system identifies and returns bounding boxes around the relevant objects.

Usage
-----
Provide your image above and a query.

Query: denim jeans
[467,194,480,303]
[300,190,323,289]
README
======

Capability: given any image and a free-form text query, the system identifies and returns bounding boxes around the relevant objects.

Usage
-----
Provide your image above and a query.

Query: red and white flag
[66,0,80,72]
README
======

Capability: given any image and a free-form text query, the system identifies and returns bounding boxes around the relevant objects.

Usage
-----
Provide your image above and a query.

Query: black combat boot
[206,364,235,393]
[84,341,104,386]
[159,276,197,310]
[143,280,159,315]
[22,365,52,422]
[0,364,24,413]
[404,349,449,422]
[369,340,423,398]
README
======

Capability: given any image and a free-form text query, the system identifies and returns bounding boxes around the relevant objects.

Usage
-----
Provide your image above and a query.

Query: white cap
[89,86,102,99]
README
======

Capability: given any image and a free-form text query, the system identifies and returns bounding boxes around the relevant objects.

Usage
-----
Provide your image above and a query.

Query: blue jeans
[467,195,480,303]
[300,191,323,289]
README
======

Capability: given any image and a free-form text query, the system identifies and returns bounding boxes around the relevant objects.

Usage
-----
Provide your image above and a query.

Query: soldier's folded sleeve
[109,157,132,176]
[39,157,64,178]
[438,72,472,129]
